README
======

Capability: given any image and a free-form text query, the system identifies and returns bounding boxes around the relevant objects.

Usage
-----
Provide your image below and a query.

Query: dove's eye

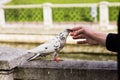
[45,47,48,49]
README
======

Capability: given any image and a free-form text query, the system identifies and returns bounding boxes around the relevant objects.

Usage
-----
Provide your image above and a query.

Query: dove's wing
[27,37,61,61]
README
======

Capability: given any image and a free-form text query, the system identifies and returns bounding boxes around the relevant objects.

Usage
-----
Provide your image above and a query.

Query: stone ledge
[19,60,117,70]
[0,46,33,70]
[15,60,117,80]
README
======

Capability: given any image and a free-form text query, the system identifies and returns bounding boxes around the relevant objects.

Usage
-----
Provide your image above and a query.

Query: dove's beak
[66,29,73,32]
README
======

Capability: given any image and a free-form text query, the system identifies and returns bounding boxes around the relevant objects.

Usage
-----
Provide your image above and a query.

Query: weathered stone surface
[0,46,33,70]
[18,60,117,70]
[0,74,13,80]
[14,60,117,80]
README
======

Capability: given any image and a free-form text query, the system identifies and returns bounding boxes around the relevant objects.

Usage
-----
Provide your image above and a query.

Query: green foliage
[5,6,119,22]
[53,7,93,22]
[5,8,43,22]
[5,0,119,22]
[109,7,120,21]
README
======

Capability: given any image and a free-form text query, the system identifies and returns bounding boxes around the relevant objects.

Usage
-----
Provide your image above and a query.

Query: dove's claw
[53,57,63,62]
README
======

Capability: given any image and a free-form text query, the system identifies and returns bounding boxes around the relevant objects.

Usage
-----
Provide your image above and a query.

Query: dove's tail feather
[27,53,40,61]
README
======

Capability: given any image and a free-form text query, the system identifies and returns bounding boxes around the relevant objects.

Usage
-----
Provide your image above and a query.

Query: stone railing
[0,46,117,80]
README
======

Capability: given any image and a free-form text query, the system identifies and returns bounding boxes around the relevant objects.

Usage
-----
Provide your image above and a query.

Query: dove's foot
[53,57,63,62]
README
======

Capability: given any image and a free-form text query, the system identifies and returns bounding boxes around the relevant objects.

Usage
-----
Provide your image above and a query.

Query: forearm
[90,31,108,46]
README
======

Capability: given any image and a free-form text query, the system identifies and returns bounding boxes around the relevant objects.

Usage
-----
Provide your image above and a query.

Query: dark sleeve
[106,33,120,52]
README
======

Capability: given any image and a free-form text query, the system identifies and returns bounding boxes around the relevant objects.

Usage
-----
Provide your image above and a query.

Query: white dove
[27,29,72,61]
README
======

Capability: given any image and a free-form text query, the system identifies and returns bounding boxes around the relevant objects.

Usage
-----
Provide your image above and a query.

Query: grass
[5,0,120,22]
[7,0,120,5]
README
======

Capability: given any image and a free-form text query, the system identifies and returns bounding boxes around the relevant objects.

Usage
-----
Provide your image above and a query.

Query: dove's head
[58,29,73,41]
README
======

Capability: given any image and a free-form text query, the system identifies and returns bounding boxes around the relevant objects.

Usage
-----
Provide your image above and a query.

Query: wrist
[93,32,108,46]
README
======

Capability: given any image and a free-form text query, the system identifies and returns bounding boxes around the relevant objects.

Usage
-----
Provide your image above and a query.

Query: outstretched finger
[72,34,85,39]
[77,40,87,44]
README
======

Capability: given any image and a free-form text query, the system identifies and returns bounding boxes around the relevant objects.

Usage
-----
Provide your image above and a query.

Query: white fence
[0,1,120,28]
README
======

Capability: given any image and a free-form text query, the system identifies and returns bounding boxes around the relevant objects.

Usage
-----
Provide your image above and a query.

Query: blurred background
[0,0,119,61]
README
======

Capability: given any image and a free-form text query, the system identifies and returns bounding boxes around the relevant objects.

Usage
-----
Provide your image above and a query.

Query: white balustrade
[0,1,120,28]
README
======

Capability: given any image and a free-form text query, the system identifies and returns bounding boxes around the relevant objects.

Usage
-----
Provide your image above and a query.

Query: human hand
[70,26,107,45]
